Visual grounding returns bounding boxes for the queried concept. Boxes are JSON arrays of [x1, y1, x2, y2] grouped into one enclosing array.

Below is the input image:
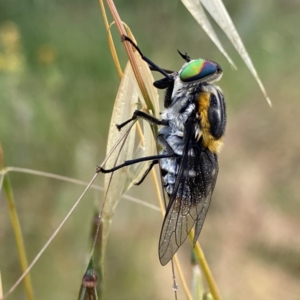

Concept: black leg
[[134, 159, 159, 185], [97, 153, 174, 174], [157, 134, 174, 154], [115, 115, 137, 131], [98, 134, 175, 185], [121, 35, 173, 81], [116, 110, 167, 131], [149, 65, 174, 74]]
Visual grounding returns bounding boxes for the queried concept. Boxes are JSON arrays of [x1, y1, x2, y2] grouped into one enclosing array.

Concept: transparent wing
[[158, 136, 219, 266]]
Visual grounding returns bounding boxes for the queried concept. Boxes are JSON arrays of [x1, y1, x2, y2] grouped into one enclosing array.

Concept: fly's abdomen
[[207, 87, 226, 139], [197, 84, 226, 153], [159, 136, 182, 196], [161, 163, 177, 195]]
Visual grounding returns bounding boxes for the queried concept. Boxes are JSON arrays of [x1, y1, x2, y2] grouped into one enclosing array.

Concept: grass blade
[[1, 176, 34, 299], [189, 229, 221, 300], [181, 0, 236, 69], [0, 144, 34, 299], [201, 0, 271, 106]]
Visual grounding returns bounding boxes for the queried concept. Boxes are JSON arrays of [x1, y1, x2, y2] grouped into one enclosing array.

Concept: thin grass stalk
[[173, 256, 193, 300], [104, 0, 155, 115], [189, 230, 221, 300], [105, 27, 148, 149], [0, 145, 34, 300], [0, 272, 2, 299], [1, 167, 160, 211], [1, 172, 99, 299], [191, 263, 204, 300], [0, 166, 163, 299], [0, 146, 34, 300], [99, 0, 122, 79], [100, 0, 151, 173]]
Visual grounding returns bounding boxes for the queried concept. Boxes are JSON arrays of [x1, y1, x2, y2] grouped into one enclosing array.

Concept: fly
[[99, 35, 226, 266]]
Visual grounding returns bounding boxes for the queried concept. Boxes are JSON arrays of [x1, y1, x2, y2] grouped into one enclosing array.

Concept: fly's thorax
[[160, 83, 199, 136], [170, 73, 195, 102]]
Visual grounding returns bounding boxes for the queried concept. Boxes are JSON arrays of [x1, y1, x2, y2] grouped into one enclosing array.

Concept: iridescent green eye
[[179, 59, 219, 82]]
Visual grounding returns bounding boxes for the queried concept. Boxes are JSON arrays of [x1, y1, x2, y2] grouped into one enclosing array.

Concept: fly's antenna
[[122, 35, 173, 81], [177, 50, 191, 62]]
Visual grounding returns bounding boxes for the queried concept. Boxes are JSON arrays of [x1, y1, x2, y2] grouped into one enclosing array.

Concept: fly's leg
[[116, 110, 168, 131], [133, 159, 159, 185], [98, 134, 175, 182], [149, 65, 174, 74], [97, 153, 173, 174], [132, 133, 176, 185], [122, 35, 173, 81]]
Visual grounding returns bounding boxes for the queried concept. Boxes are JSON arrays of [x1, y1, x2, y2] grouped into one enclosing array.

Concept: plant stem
[[2, 175, 34, 300], [189, 231, 221, 300]]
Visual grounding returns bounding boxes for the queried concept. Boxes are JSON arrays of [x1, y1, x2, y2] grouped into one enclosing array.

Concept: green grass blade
[[0, 144, 34, 299], [2, 176, 34, 299]]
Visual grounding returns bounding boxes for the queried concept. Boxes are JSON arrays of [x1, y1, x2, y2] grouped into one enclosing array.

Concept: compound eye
[[179, 59, 219, 82]]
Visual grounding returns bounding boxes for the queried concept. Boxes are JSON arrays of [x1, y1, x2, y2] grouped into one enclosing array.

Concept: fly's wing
[[159, 140, 219, 266], [193, 151, 219, 245]]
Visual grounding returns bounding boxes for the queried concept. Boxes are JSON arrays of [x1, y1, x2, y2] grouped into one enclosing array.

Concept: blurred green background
[[1, 0, 300, 299]]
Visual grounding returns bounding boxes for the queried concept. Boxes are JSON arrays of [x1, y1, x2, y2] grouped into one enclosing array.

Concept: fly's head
[[171, 58, 223, 108], [179, 58, 223, 84], [152, 53, 222, 109]]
